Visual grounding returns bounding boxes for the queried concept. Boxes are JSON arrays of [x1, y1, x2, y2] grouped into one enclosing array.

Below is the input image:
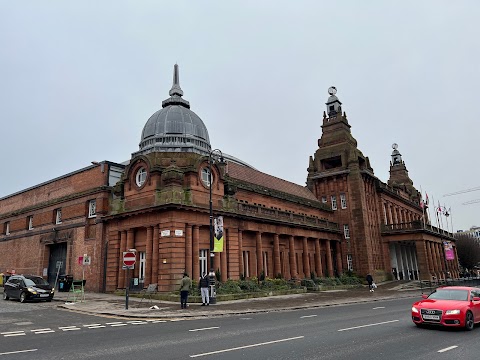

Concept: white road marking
[[85, 325, 106, 329], [4, 333, 26, 337], [33, 330, 55, 334], [189, 327, 220, 332], [372, 307, 385, 310], [59, 326, 79, 329], [127, 320, 148, 324], [1, 331, 25, 335], [60, 327, 80, 331], [438, 345, 458, 353], [239, 318, 252, 320], [31, 328, 52, 332], [83, 324, 102, 327], [189, 336, 304, 358], [14, 322, 33, 326], [0, 349, 37, 356], [147, 320, 166, 323], [106, 322, 124, 325], [338, 320, 399, 332], [300, 315, 317, 319], [110, 324, 128, 327]]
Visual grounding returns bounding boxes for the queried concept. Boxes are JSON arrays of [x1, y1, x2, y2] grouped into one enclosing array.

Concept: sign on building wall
[[175, 230, 183, 236], [213, 216, 224, 252], [161, 230, 171, 237]]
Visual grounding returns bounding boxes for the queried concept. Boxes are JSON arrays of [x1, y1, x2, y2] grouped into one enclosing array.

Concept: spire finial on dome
[[169, 63, 184, 97]]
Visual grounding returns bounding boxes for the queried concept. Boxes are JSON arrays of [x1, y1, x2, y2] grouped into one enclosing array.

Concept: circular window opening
[[136, 167, 147, 187], [201, 167, 212, 188]]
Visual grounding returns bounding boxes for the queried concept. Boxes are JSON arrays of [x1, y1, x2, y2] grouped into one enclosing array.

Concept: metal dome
[[135, 64, 211, 156]]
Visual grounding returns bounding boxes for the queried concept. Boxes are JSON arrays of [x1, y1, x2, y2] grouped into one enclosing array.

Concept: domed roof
[[135, 64, 211, 156]]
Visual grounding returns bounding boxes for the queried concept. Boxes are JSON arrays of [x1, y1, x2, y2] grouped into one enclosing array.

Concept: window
[[340, 193, 347, 209], [321, 196, 327, 204], [201, 168, 211, 187], [262, 251, 268, 277], [331, 195, 337, 210], [4, 222, 10, 235], [343, 224, 350, 239], [135, 167, 147, 187], [28, 216, 34, 230], [55, 209, 62, 225], [243, 250, 250, 278], [139, 252, 146, 283], [199, 250, 208, 277], [347, 254, 353, 271], [88, 200, 96, 218]]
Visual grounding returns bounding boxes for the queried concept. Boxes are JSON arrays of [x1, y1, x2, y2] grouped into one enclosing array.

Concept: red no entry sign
[[123, 251, 136, 267]]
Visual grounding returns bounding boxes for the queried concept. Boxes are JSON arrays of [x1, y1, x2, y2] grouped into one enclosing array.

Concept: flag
[[420, 200, 425, 209], [425, 193, 429, 206], [213, 216, 224, 252], [444, 207, 451, 217]]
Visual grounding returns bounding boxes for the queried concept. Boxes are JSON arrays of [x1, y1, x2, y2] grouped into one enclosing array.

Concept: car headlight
[[445, 310, 461, 315], [27, 287, 37, 294], [412, 306, 419, 313]]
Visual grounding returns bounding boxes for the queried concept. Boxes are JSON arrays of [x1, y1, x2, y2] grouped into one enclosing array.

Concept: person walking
[[366, 273, 374, 292], [179, 272, 192, 309], [199, 273, 210, 306]]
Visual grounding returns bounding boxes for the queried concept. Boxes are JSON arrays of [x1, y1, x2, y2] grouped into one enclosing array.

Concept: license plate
[[422, 314, 439, 320], [40, 294, 49, 298]]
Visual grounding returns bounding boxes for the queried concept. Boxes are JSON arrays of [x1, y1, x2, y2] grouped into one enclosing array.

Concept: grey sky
[[1, 1, 478, 231]]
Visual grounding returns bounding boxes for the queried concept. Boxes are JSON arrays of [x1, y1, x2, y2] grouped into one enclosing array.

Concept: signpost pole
[[126, 268, 130, 310]]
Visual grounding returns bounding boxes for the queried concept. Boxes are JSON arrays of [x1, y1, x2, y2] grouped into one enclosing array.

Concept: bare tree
[[454, 233, 480, 271]]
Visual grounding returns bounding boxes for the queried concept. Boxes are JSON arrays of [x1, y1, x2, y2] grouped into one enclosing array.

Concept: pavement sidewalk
[[51, 281, 423, 319]]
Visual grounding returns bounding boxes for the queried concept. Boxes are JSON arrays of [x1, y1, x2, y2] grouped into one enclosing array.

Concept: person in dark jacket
[[366, 273, 374, 292], [198, 273, 210, 306], [179, 272, 192, 309]]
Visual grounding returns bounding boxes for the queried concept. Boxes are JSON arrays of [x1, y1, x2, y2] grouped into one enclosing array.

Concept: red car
[[411, 286, 480, 330]]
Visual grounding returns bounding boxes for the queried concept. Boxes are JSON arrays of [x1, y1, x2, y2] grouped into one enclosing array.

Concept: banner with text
[[213, 216, 224, 252]]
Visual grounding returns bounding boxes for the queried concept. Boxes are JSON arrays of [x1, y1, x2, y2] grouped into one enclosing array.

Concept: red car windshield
[[428, 289, 469, 301]]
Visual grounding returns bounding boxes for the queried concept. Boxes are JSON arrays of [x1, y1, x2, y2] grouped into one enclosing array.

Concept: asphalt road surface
[[1, 297, 480, 359]]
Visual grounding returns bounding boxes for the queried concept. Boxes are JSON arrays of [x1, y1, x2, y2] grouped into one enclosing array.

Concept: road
[[1, 297, 480, 359]]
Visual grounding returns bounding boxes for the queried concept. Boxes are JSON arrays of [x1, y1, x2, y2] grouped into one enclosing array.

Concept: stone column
[[192, 226, 199, 280], [273, 233, 281, 278], [221, 229, 228, 282], [256, 231, 263, 278], [335, 241, 343, 275], [118, 230, 127, 289], [238, 230, 244, 277], [152, 225, 159, 285], [315, 239, 323, 277], [289, 235, 297, 279], [302, 237, 310, 278], [185, 225, 193, 278], [325, 240, 334, 277], [145, 226, 153, 286]]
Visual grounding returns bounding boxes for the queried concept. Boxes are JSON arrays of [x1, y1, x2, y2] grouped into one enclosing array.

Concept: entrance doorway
[[47, 243, 67, 285]]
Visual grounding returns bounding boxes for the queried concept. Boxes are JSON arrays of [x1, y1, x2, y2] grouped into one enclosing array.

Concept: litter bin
[[58, 275, 73, 292], [0, 273, 3, 287]]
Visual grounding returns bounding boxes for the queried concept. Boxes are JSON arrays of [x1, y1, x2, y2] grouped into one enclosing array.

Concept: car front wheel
[[465, 311, 474, 331], [3, 292, 9, 300], [19, 292, 27, 303]]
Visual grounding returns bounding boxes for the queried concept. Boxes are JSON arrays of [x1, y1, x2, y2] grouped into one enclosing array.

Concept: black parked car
[[3, 275, 54, 302]]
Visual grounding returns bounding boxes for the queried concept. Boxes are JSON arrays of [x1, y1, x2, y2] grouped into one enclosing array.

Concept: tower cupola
[[391, 143, 403, 165], [326, 86, 342, 116]]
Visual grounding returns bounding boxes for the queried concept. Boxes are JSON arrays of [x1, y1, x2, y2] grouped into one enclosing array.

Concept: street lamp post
[[207, 149, 224, 305]]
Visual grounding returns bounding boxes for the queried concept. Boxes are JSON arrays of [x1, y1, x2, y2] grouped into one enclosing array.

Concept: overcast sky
[[1, 1, 478, 232]]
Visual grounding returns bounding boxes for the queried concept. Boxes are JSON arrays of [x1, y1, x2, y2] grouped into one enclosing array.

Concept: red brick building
[[0, 67, 459, 292]]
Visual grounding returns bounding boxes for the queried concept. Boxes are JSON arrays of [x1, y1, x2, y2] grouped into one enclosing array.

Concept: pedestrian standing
[[366, 273, 374, 292], [179, 272, 192, 309], [199, 273, 210, 306]]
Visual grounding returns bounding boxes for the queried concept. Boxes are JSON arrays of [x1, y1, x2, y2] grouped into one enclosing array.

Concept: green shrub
[[238, 279, 260, 292], [216, 279, 242, 294], [301, 279, 316, 288]]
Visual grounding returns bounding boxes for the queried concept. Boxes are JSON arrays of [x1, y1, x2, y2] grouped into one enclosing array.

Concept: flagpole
[[431, 195, 439, 229], [426, 192, 432, 228]]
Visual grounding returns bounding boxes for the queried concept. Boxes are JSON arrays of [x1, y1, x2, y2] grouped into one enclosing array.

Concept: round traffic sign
[[123, 251, 136, 267]]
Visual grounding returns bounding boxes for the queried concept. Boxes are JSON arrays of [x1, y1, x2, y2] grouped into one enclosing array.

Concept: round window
[[201, 167, 212, 188], [135, 167, 147, 187]]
